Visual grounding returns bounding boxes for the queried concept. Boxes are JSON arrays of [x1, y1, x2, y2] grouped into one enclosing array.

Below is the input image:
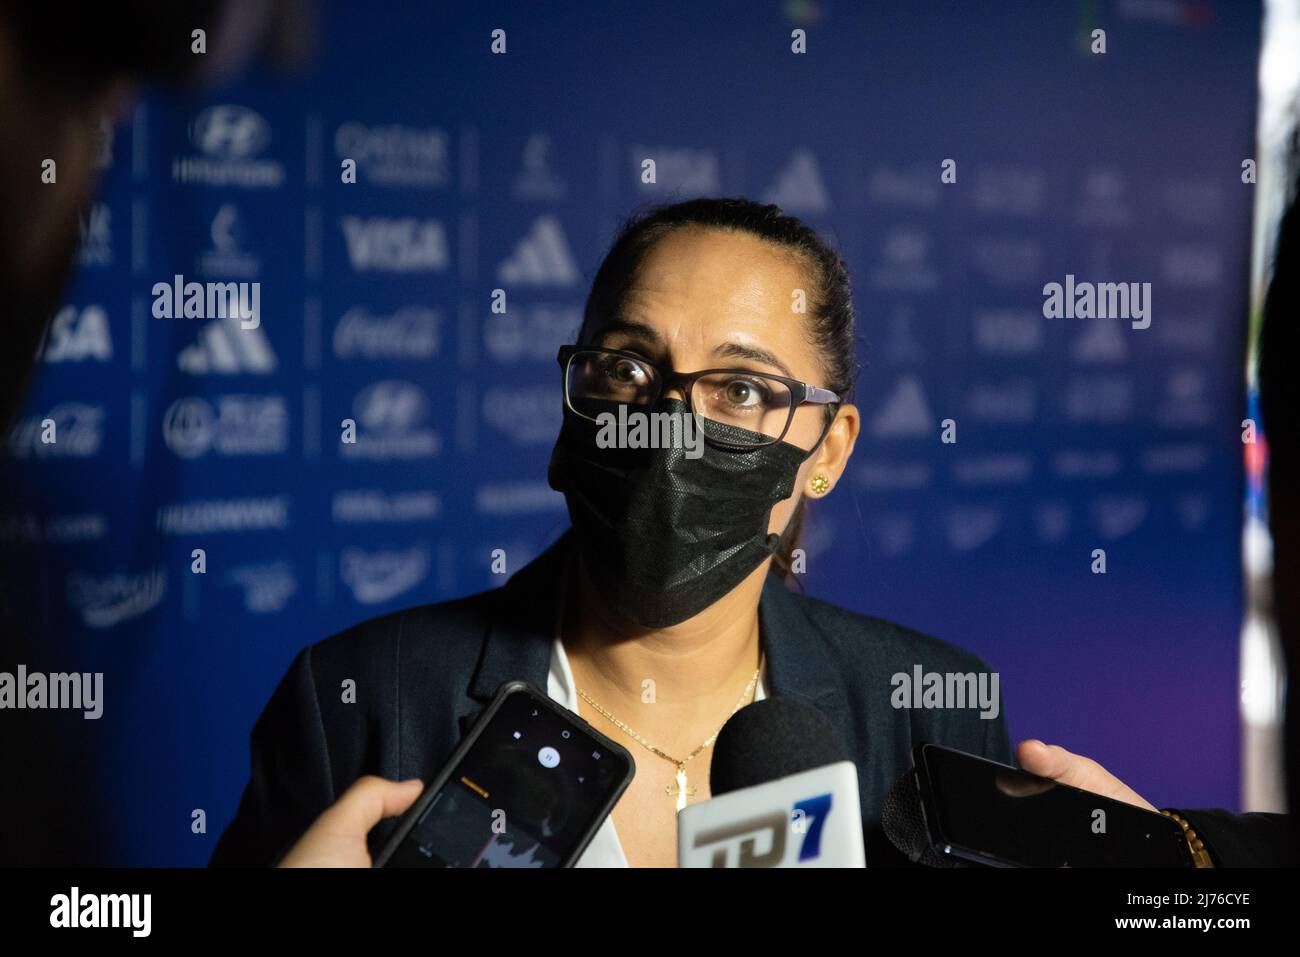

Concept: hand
[[1016, 739, 1156, 812], [278, 775, 424, 868]]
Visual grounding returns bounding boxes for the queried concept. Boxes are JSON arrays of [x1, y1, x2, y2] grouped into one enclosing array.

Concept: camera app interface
[[387, 691, 626, 867]]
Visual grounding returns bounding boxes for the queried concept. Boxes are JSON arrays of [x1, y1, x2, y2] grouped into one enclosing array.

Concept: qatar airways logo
[[334, 122, 449, 186]]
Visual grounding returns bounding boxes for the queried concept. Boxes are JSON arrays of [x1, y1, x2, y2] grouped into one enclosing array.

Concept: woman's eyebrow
[[595, 318, 663, 346], [714, 341, 793, 379]]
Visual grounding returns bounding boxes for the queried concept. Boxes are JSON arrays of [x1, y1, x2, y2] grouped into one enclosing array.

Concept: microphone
[[881, 768, 960, 868], [676, 698, 866, 867]]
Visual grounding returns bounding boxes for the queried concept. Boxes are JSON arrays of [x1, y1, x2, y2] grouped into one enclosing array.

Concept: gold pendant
[[665, 765, 696, 812]]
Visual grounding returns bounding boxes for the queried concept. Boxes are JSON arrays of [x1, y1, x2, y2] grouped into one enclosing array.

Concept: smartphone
[[374, 681, 634, 868], [913, 742, 1193, 867]]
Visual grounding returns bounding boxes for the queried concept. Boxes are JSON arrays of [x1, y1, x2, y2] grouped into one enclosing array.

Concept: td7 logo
[[691, 794, 833, 868]]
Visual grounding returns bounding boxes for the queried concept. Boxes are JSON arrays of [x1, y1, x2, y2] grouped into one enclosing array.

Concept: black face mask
[[547, 397, 813, 628]]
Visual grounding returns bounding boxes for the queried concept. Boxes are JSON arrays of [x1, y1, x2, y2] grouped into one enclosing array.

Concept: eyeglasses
[[557, 344, 841, 450]]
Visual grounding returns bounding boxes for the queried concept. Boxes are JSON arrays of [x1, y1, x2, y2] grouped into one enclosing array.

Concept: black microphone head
[[709, 697, 848, 796], [882, 768, 959, 868]]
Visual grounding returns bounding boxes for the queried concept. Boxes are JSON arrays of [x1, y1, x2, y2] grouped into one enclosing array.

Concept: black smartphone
[[374, 681, 634, 868], [914, 742, 1194, 867]]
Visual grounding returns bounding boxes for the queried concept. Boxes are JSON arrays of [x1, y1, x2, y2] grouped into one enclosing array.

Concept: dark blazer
[[1170, 808, 1296, 868], [210, 529, 1013, 866]]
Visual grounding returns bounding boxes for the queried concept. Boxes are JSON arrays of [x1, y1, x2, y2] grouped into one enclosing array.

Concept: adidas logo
[[178, 317, 277, 374], [496, 214, 578, 286], [762, 149, 829, 214], [870, 376, 933, 438]]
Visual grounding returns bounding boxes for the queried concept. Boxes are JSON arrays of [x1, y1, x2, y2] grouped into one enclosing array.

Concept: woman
[[212, 198, 1165, 869]]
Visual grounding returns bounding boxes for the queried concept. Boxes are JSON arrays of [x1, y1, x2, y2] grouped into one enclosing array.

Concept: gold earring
[[810, 474, 830, 495]]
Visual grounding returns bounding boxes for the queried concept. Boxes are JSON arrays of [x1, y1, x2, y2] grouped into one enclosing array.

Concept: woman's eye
[[609, 359, 647, 384], [722, 378, 768, 408]]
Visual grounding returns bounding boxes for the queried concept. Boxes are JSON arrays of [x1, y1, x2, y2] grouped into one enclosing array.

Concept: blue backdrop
[[0, 0, 1259, 865]]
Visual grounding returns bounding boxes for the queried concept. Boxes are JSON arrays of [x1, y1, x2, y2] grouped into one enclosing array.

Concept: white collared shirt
[[545, 635, 768, 867]]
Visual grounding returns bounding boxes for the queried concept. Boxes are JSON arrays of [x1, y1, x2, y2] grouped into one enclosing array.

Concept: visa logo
[[690, 794, 832, 868]]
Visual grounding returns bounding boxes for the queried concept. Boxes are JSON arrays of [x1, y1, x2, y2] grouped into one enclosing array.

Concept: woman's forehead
[[599, 228, 819, 374], [630, 227, 808, 302]]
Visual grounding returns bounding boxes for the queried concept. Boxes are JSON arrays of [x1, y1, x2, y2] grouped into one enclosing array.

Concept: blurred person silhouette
[[0, 0, 319, 865], [1256, 167, 1300, 863]]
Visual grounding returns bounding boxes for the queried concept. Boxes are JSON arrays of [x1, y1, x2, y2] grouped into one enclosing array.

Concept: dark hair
[[579, 197, 858, 583]]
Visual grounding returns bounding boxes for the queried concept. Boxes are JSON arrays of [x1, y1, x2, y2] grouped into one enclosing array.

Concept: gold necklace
[[577, 658, 763, 812]]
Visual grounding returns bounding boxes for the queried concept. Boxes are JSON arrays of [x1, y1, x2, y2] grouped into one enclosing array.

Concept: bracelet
[[1160, 810, 1215, 868]]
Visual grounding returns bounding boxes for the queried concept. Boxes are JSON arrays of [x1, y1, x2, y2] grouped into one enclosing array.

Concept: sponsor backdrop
[[0, 2, 1260, 864]]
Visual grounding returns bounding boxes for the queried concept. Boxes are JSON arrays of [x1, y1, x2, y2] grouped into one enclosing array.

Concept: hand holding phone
[[910, 742, 1193, 867], [279, 776, 424, 867], [375, 681, 635, 868]]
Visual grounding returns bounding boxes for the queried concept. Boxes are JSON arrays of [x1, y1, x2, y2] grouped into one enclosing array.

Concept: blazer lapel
[[457, 549, 861, 783], [759, 575, 889, 854], [759, 574, 857, 758], [459, 532, 573, 736]]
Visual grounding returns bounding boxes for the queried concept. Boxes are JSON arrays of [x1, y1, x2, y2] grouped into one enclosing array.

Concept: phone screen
[[383, 686, 632, 867], [919, 744, 1192, 867]]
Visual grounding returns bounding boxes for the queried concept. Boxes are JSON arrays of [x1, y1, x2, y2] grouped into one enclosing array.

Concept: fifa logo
[[691, 794, 832, 867]]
